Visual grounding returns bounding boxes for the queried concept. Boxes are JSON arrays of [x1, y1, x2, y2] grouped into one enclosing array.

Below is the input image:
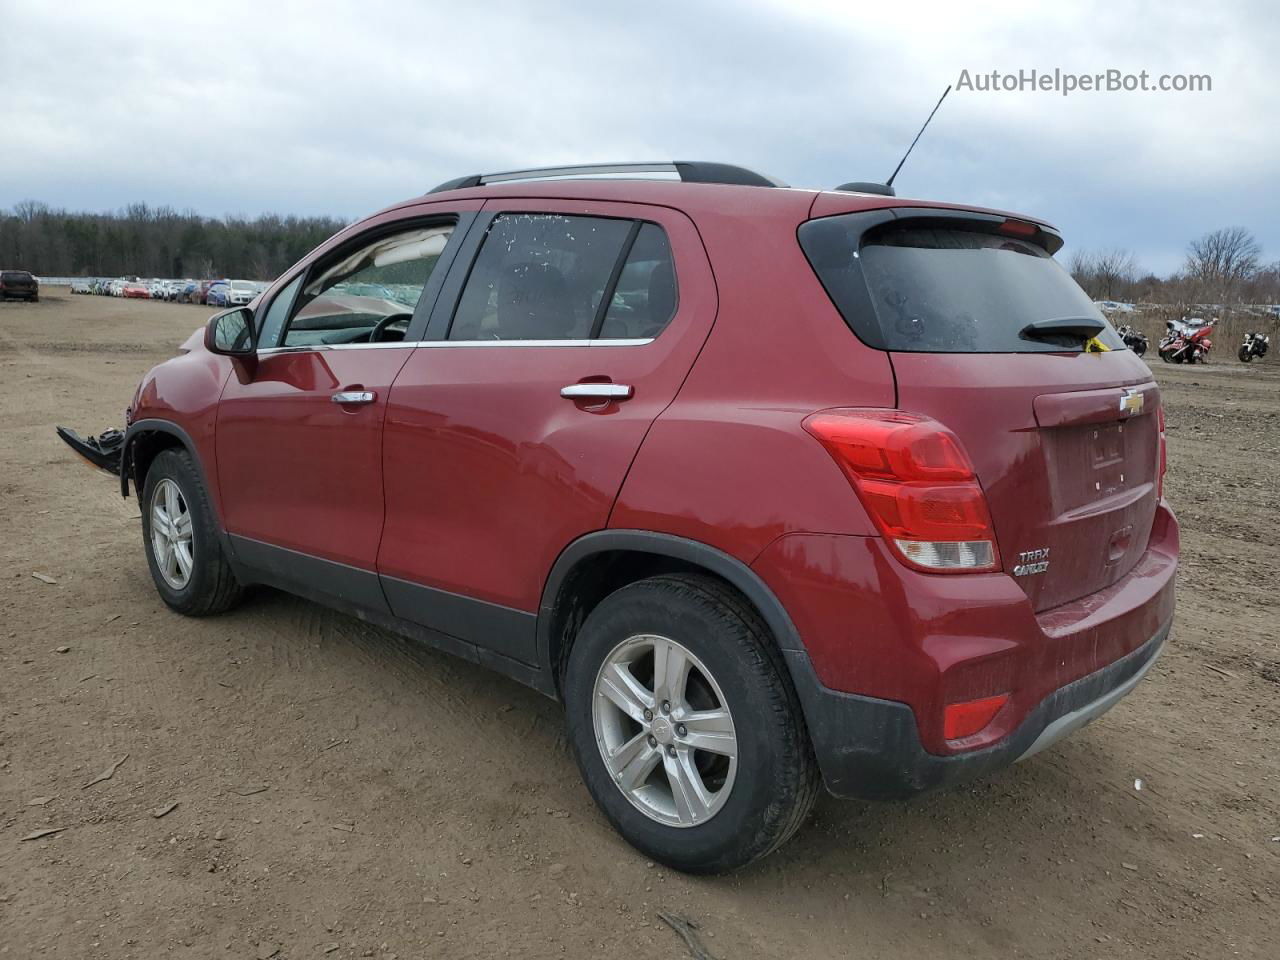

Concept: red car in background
[[121, 282, 150, 299], [58, 161, 1177, 874]]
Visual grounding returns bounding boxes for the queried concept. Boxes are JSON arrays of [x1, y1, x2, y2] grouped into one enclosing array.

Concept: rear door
[[377, 200, 717, 664], [800, 210, 1160, 612]]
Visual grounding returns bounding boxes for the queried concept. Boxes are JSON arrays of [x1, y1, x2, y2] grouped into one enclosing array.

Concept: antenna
[[885, 85, 951, 189]]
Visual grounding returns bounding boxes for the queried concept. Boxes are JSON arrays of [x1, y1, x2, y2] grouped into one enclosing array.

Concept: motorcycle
[[1116, 323, 1148, 356], [1159, 316, 1216, 363], [1238, 331, 1270, 363]]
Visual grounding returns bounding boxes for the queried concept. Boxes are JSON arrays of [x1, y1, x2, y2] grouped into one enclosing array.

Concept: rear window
[[799, 218, 1122, 353], [2, 271, 33, 281]]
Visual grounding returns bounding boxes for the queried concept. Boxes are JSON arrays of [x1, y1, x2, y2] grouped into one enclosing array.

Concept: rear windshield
[[799, 219, 1122, 353], [2, 271, 33, 281]]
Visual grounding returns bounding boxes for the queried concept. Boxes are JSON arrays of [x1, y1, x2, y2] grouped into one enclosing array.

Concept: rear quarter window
[[799, 217, 1122, 353]]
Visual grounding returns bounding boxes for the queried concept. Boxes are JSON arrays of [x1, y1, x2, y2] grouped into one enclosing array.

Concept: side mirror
[[205, 308, 255, 356]]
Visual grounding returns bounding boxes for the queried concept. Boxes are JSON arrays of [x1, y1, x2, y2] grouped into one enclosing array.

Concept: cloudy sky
[[2, 0, 1276, 274]]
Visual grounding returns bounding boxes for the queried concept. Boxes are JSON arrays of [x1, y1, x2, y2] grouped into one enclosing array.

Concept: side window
[[448, 214, 632, 341], [598, 223, 678, 339], [280, 222, 453, 348], [256, 274, 302, 348]]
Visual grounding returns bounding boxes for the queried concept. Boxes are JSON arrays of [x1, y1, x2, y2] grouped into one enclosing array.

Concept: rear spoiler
[[806, 204, 1064, 255]]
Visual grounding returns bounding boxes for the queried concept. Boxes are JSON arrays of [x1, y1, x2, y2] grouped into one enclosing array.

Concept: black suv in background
[[0, 270, 39, 301]]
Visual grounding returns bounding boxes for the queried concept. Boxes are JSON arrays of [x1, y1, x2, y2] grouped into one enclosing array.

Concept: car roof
[[374, 177, 1058, 234]]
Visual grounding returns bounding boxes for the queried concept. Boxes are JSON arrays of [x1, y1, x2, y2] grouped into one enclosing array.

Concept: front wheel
[[563, 574, 819, 874], [1239, 346, 1253, 362], [141, 448, 243, 616]]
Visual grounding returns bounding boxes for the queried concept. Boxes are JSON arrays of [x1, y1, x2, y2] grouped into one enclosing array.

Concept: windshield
[[231, 280, 254, 291], [800, 218, 1123, 353]]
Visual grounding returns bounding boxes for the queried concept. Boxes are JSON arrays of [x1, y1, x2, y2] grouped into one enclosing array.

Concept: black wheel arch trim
[[120, 420, 221, 527], [538, 529, 810, 686]]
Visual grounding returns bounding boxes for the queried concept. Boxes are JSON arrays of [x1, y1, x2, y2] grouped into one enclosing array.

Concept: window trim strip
[[255, 337, 655, 356]]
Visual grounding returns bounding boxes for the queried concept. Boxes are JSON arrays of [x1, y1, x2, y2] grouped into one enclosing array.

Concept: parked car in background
[[148, 280, 167, 299], [121, 282, 150, 299], [70, 279, 94, 294], [0, 270, 40, 301], [58, 160, 1178, 874], [226, 279, 260, 306], [206, 281, 232, 307]]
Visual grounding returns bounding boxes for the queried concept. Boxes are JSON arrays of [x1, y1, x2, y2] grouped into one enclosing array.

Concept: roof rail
[[427, 161, 786, 194]]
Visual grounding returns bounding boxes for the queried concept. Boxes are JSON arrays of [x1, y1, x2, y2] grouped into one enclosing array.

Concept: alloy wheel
[[150, 478, 194, 589], [592, 634, 738, 828]]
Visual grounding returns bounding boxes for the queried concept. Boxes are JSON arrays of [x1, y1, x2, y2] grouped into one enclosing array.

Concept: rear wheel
[[141, 448, 243, 616], [563, 574, 819, 874]]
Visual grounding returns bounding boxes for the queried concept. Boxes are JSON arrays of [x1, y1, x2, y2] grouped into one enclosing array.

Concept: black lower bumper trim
[[55, 426, 124, 475], [788, 621, 1171, 800]]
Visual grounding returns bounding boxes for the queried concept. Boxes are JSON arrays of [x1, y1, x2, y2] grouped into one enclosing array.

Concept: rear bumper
[[753, 502, 1178, 799], [786, 619, 1167, 799]]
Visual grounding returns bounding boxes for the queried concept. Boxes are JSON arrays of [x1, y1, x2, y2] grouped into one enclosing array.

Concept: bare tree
[[1091, 248, 1138, 300], [1066, 248, 1138, 301], [1067, 250, 1095, 293], [1184, 227, 1261, 304]]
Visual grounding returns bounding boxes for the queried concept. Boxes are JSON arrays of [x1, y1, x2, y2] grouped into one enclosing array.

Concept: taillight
[[1156, 405, 1167, 500], [803, 409, 1001, 573]]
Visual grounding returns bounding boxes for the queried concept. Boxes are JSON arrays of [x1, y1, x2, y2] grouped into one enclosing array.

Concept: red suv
[[61, 162, 1177, 874]]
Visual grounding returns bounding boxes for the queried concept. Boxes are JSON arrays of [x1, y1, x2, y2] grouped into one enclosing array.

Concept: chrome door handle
[[560, 383, 633, 401], [331, 390, 376, 405]]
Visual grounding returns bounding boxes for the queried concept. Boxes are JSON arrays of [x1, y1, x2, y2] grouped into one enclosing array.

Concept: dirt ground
[[1, 292, 1276, 960]]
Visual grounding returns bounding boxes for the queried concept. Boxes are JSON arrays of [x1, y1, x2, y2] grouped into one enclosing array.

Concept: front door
[[377, 201, 718, 664], [215, 213, 467, 596]]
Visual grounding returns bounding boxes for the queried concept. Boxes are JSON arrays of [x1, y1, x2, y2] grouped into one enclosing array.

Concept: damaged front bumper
[[55, 426, 125, 475]]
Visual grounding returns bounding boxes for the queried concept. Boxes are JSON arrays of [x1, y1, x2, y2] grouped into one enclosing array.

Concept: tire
[[1239, 346, 1252, 362], [563, 574, 820, 874], [140, 448, 243, 616]]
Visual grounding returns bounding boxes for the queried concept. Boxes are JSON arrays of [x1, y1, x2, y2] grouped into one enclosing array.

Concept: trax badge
[[1120, 389, 1144, 416], [1013, 548, 1051, 577]]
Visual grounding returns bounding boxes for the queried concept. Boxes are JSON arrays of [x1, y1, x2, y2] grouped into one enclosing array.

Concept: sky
[[1, 0, 1276, 276]]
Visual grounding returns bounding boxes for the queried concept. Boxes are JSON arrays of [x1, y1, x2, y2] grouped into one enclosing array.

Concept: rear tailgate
[[799, 208, 1162, 611], [1, 271, 37, 292], [892, 352, 1159, 611]]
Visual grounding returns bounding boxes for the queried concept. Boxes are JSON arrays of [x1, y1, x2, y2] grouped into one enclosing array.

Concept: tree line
[[1069, 226, 1280, 309], [0, 201, 348, 281]]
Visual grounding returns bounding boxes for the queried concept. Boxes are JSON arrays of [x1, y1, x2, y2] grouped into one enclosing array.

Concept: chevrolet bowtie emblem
[[1119, 389, 1144, 416]]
